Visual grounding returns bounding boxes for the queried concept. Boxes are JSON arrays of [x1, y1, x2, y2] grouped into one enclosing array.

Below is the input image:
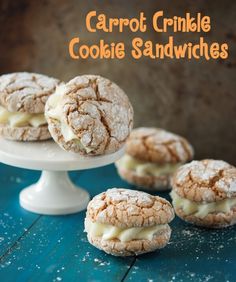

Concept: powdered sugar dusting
[[127, 127, 194, 164], [174, 159, 236, 202], [0, 72, 60, 113], [229, 181, 236, 192], [46, 75, 133, 155]]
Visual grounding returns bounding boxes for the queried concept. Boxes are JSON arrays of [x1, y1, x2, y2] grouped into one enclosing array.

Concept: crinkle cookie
[[45, 75, 133, 156], [84, 188, 174, 256], [115, 127, 194, 191], [0, 72, 60, 141], [170, 159, 236, 228]]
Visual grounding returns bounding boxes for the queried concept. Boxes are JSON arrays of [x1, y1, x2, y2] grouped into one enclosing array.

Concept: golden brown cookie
[[45, 75, 133, 156], [84, 188, 174, 256], [171, 159, 236, 228], [0, 72, 60, 141], [115, 127, 194, 191]]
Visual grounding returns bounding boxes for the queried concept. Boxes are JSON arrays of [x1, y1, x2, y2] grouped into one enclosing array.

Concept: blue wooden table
[[0, 163, 235, 282]]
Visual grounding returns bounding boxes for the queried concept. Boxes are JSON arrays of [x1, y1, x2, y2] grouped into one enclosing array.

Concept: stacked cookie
[[0, 73, 133, 157], [170, 159, 236, 228], [0, 72, 60, 141], [116, 127, 194, 191], [84, 188, 174, 256], [45, 75, 133, 156]]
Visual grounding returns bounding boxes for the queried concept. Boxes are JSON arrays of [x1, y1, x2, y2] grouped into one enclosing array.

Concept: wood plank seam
[[121, 257, 136, 281], [0, 215, 42, 262], [0, 171, 82, 262]]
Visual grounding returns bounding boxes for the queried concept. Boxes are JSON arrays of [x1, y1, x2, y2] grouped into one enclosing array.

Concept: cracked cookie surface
[[0, 72, 60, 113], [85, 188, 174, 256], [126, 127, 194, 164], [45, 75, 133, 155], [115, 127, 193, 191], [172, 159, 236, 203], [86, 188, 174, 228]]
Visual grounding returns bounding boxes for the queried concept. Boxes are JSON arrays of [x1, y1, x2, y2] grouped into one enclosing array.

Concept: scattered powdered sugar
[[129, 127, 193, 163], [162, 223, 235, 281], [9, 176, 22, 184], [49, 75, 133, 155], [181, 229, 195, 237], [0, 72, 60, 113], [176, 160, 230, 184], [174, 142, 187, 161], [81, 251, 90, 262], [169, 272, 215, 282], [175, 159, 236, 202], [155, 129, 179, 143], [216, 179, 236, 196], [0, 187, 234, 281], [202, 189, 214, 201], [94, 258, 110, 266], [175, 166, 190, 183], [106, 188, 153, 206], [229, 181, 236, 192], [207, 160, 229, 171]]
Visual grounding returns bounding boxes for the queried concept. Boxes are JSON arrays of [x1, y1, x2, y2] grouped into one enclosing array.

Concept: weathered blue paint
[[0, 163, 235, 282]]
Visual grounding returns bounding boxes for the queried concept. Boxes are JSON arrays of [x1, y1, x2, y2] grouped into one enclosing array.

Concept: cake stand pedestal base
[[0, 138, 124, 215], [19, 171, 90, 215]]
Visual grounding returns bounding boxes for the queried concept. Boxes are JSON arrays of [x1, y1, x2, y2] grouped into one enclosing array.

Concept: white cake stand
[[0, 138, 124, 215]]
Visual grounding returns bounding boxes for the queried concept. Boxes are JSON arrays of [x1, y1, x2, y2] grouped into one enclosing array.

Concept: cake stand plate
[[0, 138, 125, 215]]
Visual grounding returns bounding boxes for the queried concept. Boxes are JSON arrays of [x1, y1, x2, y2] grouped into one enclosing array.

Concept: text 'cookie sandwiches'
[[84, 188, 174, 256], [0, 72, 60, 141], [115, 127, 194, 191], [171, 159, 236, 228], [45, 75, 133, 156]]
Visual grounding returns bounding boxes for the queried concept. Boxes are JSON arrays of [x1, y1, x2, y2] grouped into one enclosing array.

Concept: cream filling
[[116, 154, 181, 177], [170, 190, 236, 218], [46, 86, 92, 153], [0, 105, 46, 128], [85, 219, 167, 242]]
